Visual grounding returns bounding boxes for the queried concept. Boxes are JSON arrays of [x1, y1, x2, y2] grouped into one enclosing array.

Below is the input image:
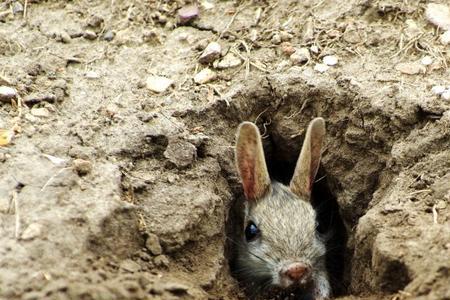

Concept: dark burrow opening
[[226, 122, 348, 299]]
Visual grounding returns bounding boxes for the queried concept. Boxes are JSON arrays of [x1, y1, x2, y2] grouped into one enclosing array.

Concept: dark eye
[[245, 221, 260, 242]]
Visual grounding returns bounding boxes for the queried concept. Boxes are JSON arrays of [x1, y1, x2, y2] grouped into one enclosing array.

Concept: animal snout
[[284, 263, 310, 281]]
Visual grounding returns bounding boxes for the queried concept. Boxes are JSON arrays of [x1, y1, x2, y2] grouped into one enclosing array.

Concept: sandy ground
[[0, 0, 449, 299]]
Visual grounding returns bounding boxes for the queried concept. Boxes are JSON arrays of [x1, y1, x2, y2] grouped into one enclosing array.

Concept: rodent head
[[234, 118, 326, 292]]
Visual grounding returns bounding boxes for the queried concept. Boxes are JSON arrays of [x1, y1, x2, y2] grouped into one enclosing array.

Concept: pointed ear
[[235, 122, 271, 202], [290, 118, 326, 200]]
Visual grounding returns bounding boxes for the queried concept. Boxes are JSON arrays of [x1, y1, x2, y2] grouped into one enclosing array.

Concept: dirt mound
[[0, 0, 449, 299]]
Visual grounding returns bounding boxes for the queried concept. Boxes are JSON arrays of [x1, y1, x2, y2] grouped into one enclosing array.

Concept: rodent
[[234, 117, 330, 300]]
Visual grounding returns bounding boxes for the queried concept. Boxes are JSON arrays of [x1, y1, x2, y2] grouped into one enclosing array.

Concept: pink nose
[[284, 263, 309, 281]]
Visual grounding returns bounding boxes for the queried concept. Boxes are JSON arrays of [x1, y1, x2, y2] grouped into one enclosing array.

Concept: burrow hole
[[226, 121, 349, 299]]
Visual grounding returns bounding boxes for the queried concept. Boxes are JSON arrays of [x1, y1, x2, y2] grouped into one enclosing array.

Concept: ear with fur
[[290, 117, 326, 200], [235, 122, 271, 202]]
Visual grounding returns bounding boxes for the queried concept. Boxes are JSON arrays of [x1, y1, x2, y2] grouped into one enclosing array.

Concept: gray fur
[[236, 183, 330, 298], [234, 118, 330, 299]]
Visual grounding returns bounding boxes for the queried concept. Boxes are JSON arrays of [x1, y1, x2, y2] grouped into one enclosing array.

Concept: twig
[[230, 48, 267, 73], [211, 86, 230, 106], [13, 191, 20, 239], [254, 108, 268, 124], [158, 112, 185, 132], [408, 189, 432, 196], [432, 204, 438, 224], [315, 175, 327, 183], [41, 167, 72, 191], [285, 98, 309, 119], [23, 0, 28, 19], [390, 33, 424, 59], [217, 6, 241, 41], [261, 118, 272, 139]]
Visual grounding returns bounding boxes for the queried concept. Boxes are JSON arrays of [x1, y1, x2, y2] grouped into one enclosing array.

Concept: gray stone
[[83, 30, 97, 40], [0, 86, 17, 102], [199, 42, 221, 64], [103, 30, 115, 41], [215, 53, 241, 69], [163, 139, 197, 168], [178, 5, 199, 24], [12, 2, 24, 14], [72, 158, 92, 176], [146, 233, 162, 256], [154, 255, 169, 268], [120, 259, 141, 273]]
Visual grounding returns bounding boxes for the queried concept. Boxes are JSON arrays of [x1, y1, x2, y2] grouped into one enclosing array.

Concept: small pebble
[[314, 63, 330, 73], [24, 93, 57, 105], [12, 2, 24, 14], [0, 86, 18, 102], [120, 259, 141, 273], [194, 68, 217, 84], [395, 62, 426, 75], [323, 55, 338, 66], [275, 60, 290, 72], [280, 31, 293, 42], [163, 139, 197, 168], [201, 0, 215, 10], [194, 39, 209, 51], [249, 29, 259, 42], [85, 71, 100, 79], [421, 56, 433, 66], [343, 27, 362, 44], [431, 85, 446, 95], [440, 30, 450, 45], [24, 113, 37, 123], [0, 75, 12, 86], [441, 90, 450, 101], [199, 41, 221, 64], [178, 5, 199, 25], [177, 32, 189, 42], [163, 282, 188, 294], [436, 200, 447, 209], [31, 107, 50, 118], [0, 129, 13, 146], [72, 158, 92, 176], [154, 255, 169, 268], [291, 48, 310, 65], [146, 75, 174, 93], [310, 45, 319, 54], [186, 133, 210, 147], [165, 21, 175, 30], [103, 30, 115, 41], [167, 174, 179, 184], [83, 30, 97, 40], [143, 30, 160, 44], [146, 233, 162, 256], [327, 29, 341, 38], [60, 31, 71, 43], [157, 14, 168, 25], [214, 53, 241, 69], [21, 223, 43, 240], [271, 33, 282, 45], [425, 3, 450, 31], [280, 42, 296, 56], [86, 15, 104, 28], [404, 19, 421, 38], [151, 12, 165, 24]]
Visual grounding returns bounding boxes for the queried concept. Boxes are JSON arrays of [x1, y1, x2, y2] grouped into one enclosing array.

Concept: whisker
[[226, 235, 271, 264]]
